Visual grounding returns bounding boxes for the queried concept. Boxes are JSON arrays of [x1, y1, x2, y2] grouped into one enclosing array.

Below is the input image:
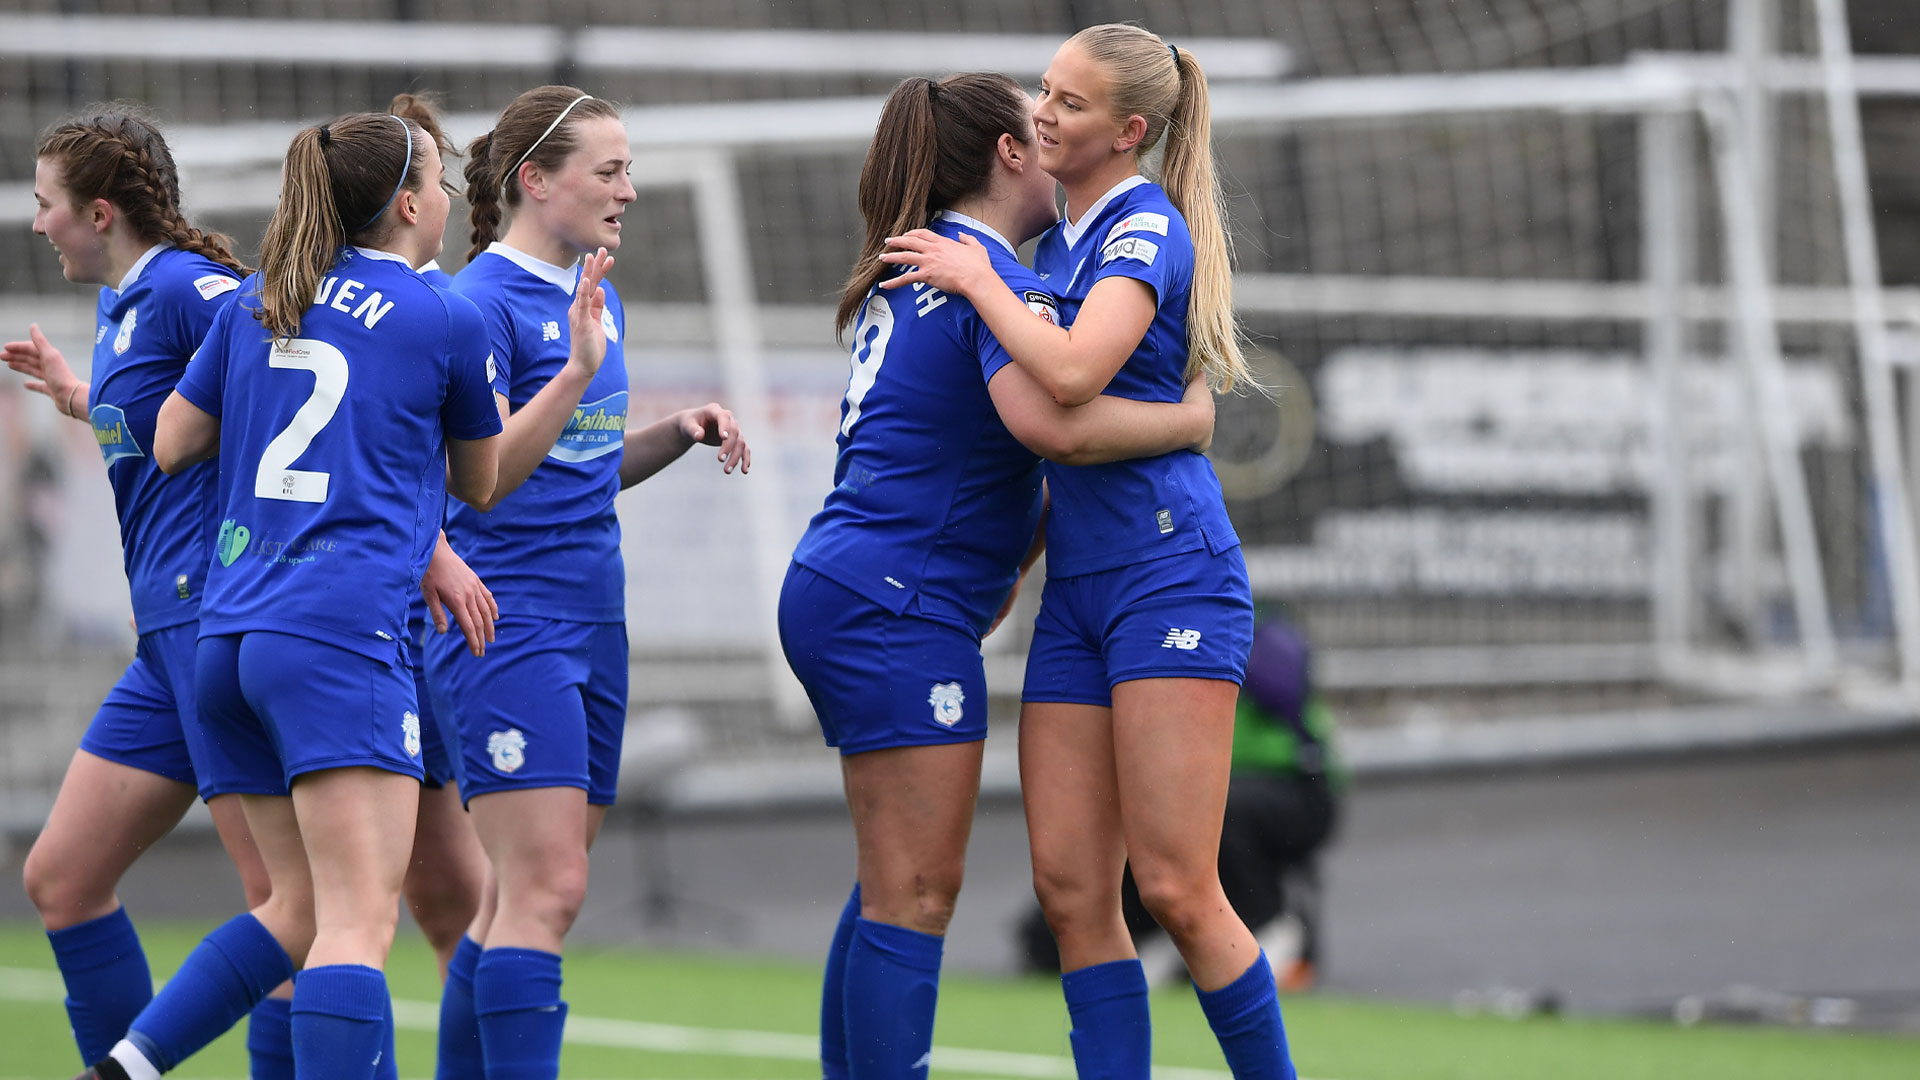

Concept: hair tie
[[318, 124, 332, 147], [503, 93, 594, 197], [353, 114, 413, 233], [1169, 43, 1180, 66], [926, 77, 940, 101]]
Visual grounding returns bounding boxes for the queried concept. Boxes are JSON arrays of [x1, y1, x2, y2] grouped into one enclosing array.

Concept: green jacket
[[1231, 694, 1348, 790]]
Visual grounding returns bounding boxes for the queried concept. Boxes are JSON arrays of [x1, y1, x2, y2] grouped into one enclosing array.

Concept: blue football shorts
[[778, 561, 989, 755], [79, 622, 219, 796], [1022, 544, 1255, 707], [408, 610, 456, 789], [194, 631, 421, 792], [424, 615, 627, 806]]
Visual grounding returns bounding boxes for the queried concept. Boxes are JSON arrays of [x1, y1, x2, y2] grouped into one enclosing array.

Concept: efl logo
[[1161, 628, 1202, 651]]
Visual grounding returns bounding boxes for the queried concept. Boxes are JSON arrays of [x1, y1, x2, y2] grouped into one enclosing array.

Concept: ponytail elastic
[[354, 114, 414, 233], [502, 93, 593, 197]]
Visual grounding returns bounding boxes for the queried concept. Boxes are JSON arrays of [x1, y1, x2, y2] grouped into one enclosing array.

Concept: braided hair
[[36, 105, 249, 276]]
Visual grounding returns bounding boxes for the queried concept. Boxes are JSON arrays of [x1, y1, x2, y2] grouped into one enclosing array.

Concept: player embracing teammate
[[881, 23, 1299, 1079]]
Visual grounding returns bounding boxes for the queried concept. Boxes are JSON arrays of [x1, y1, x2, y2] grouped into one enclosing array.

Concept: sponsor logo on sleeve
[[89, 403, 146, 466], [549, 390, 628, 463], [1100, 236, 1159, 268], [193, 273, 240, 301], [600, 306, 620, 344], [485, 353, 499, 385], [1104, 211, 1170, 246], [1022, 289, 1060, 326]]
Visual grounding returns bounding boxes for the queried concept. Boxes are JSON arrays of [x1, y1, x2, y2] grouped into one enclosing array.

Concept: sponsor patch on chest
[[1104, 212, 1170, 246]]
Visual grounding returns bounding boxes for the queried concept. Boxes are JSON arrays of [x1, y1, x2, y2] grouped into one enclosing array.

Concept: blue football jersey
[[418, 259, 455, 290], [791, 212, 1047, 637], [444, 243, 628, 624], [176, 246, 503, 663], [408, 259, 462, 633], [1030, 177, 1240, 577], [88, 246, 240, 633]]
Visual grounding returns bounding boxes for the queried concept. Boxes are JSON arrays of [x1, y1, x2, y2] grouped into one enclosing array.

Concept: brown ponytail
[[464, 85, 620, 260], [36, 106, 248, 276], [1070, 25, 1256, 394], [837, 72, 1032, 339], [255, 112, 424, 340]]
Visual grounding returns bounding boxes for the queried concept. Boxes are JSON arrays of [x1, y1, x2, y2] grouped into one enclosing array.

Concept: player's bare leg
[[404, 781, 487, 978], [1020, 702, 1133, 971], [1112, 676, 1257, 991], [842, 741, 983, 935]]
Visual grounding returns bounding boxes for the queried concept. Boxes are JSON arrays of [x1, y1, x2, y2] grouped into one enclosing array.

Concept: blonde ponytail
[[1071, 25, 1258, 393]]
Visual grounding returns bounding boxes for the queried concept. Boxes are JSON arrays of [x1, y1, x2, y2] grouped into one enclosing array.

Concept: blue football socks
[[435, 936, 485, 1079], [1195, 952, 1296, 1080], [245, 995, 295, 1080], [291, 964, 390, 1080], [819, 885, 860, 1080], [375, 989, 399, 1080], [473, 947, 567, 1080], [116, 913, 293, 1072], [46, 906, 153, 1065], [843, 917, 943, 1078], [1062, 958, 1152, 1080]]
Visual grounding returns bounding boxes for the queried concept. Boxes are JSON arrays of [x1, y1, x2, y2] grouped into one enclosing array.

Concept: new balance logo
[[1162, 628, 1202, 650], [541, 320, 561, 342]]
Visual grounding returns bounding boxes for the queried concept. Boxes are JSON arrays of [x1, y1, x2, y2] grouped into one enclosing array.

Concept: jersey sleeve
[[974, 254, 1060, 386], [173, 295, 239, 418], [442, 295, 507, 441], [466, 289, 516, 398], [1086, 207, 1181, 302]]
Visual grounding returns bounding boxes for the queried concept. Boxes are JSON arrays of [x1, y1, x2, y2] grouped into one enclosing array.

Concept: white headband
[[502, 93, 594, 197]]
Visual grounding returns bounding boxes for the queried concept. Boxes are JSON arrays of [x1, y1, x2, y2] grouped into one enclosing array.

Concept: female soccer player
[[429, 84, 748, 1080], [785, 72, 1215, 1078], [882, 26, 1298, 1078], [78, 106, 508, 1080], [2, 107, 296, 1073], [382, 92, 494, 986]]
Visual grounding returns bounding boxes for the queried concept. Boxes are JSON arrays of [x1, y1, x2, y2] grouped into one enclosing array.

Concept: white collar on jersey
[[485, 241, 579, 293], [1060, 174, 1150, 248], [350, 245, 414, 266], [933, 210, 1016, 257], [113, 244, 166, 295], [418, 258, 442, 274]]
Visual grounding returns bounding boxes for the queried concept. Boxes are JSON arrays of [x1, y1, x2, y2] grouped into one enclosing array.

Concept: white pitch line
[[3, 965, 1297, 1080]]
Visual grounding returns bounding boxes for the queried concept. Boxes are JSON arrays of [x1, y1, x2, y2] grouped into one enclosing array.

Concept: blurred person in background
[[430, 84, 749, 1080], [79, 101, 503, 1080], [3, 107, 292, 1075], [1018, 615, 1345, 993], [882, 24, 1297, 1077], [782, 72, 1215, 1078]]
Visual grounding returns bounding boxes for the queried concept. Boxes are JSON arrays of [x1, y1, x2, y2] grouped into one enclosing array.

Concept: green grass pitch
[[1, 923, 1914, 1079]]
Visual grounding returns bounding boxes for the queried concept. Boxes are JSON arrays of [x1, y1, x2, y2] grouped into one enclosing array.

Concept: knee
[[501, 852, 589, 936], [255, 891, 317, 968], [865, 863, 964, 936], [406, 876, 481, 952], [1130, 861, 1225, 942], [1031, 863, 1115, 943], [22, 839, 105, 925]]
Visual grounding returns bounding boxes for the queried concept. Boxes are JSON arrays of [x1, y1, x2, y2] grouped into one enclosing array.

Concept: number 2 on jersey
[[840, 294, 896, 437], [255, 337, 348, 503]]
